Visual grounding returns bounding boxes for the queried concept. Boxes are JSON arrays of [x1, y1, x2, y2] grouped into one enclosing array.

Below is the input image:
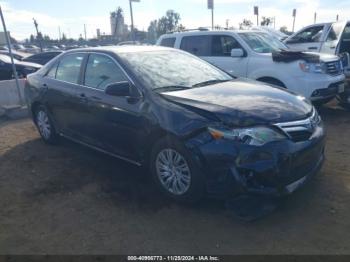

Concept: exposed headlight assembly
[[299, 61, 326, 74], [208, 126, 286, 146]]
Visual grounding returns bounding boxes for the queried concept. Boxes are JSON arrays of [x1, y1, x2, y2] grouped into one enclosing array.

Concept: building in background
[[110, 7, 127, 37]]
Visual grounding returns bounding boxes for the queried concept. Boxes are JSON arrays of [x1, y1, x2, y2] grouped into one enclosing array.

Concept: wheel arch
[[256, 76, 286, 88]]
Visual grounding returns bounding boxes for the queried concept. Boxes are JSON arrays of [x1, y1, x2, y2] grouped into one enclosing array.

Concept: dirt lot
[[0, 103, 350, 255]]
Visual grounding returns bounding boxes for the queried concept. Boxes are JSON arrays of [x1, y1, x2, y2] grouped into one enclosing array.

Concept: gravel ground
[[0, 103, 349, 255]]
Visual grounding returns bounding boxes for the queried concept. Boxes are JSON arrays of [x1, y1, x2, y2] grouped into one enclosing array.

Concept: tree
[[111, 7, 125, 37], [147, 10, 181, 42], [29, 34, 35, 43], [280, 26, 291, 35], [239, 19, 253, 29], [61, 33, 67, 42], [147, 20, 158, 44], [261, 16, 273, 26]]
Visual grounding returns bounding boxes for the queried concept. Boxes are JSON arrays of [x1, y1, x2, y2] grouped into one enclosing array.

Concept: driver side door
[[73, 53, 144, 161]]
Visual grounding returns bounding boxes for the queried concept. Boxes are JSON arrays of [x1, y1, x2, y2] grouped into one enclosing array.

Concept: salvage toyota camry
[[25, 46, 325, 202]]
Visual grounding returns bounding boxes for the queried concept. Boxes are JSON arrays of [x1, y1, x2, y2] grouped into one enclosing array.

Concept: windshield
[[118, 50, 232, 91], [239, 32, 288, 53]]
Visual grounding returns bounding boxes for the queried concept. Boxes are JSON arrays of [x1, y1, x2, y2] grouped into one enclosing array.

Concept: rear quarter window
[[160, 37, 176, 47]]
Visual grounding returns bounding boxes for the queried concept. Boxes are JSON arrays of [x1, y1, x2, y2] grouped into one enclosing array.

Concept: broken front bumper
[[188, 126, 326, 198]]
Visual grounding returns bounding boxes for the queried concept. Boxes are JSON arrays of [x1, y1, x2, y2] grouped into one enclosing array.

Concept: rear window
[[180, 35, 211, 56], [160, 37, 176, 48]]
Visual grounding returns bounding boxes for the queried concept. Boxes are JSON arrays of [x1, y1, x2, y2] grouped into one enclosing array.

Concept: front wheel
[[150, 137, 205, 202], [34, 105, 59, 144], [337, 92, 350, 110]]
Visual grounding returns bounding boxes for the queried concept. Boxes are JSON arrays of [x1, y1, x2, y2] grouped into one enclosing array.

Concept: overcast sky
[[0, 0, 349, 40]]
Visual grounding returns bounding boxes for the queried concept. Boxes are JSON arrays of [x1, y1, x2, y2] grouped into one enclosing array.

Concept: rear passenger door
[[43, 53, 85, 137]]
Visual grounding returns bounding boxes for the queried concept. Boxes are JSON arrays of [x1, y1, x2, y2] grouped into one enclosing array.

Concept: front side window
[[291, 26, 324, 43], [160, 37, 176, 48], [239, 32, 286, 53], [118, 50, 232, 90], [56, 54, 84, 84], [180, 35, 211, 56], [84, 54, 127, 90], [211, 35, 241, 56]]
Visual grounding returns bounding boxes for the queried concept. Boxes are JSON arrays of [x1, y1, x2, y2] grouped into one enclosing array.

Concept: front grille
[[274, 109, 321, 143], [325, 60, 342, 75]]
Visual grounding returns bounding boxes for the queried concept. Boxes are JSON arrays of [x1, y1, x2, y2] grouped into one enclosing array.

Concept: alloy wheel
[[36, 110, 51, 140], [156, 148, 191, 195]]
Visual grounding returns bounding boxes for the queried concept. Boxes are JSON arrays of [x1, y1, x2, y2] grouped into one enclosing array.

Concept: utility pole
[[292, 9, 296, 32], [33, 18, 43, 52], [0, 5, 23, 105], [58, 26, 61, 42], [314, 12, 317, 24], [129, 0, 140, 43], [226, 19, 229, 29], [208, 0, 214, 30], [254, 6, 259, 26], [84, 24, 87, 41], [336, 14, 339, 21]]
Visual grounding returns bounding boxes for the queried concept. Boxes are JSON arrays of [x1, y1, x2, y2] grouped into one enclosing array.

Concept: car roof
[[160, 30, 262, 38], [65, 45, 175, 54]]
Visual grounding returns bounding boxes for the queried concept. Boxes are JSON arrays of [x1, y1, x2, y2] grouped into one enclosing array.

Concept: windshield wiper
[[153, 85, 192, 93], [192, 79, 230, 88]]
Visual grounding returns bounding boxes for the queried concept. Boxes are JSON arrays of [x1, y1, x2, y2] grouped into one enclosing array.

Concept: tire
[[150, 137, 205, 203], [337, 92, 350, 110], [34, 105, 59, 144]]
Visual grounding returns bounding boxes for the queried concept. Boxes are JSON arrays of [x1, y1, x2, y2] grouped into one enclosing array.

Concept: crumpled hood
[[162, 79, 313, 126]]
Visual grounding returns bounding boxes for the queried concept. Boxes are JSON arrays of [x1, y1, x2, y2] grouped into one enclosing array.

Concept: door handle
[[308, 47, 318, 50], [78, 93, 88, 103]]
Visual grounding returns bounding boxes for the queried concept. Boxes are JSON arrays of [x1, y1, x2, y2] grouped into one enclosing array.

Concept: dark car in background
[[0, 54, 41, 80], [25, 46, 325, 202], [22, 51, 63, 65]]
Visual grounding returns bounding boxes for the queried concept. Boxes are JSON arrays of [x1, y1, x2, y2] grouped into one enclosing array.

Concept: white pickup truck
[[157, 30, 345, 104], [285, 21, 350, 106]]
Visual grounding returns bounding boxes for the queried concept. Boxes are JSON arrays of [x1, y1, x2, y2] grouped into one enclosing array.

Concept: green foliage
[[147, 10, 182, 43]]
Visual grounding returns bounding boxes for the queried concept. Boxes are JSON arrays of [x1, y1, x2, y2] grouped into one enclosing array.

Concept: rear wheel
[[34, 105, 59, 144], [150, 137, 205, 202]]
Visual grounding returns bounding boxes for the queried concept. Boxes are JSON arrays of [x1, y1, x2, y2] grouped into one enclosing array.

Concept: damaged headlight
[[299, 61, 327, 74], [208, 126, 286, 146]]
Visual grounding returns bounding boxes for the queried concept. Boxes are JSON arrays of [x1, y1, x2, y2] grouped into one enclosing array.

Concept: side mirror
[[105, 81, 131, 97], [231, 48, 244, 57]]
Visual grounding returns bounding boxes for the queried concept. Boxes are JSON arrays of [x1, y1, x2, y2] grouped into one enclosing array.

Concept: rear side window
[[180, 35, 211, 56], [160, 37, 176, 47], [211, 35, 242, 56], [84, 54, 127, 90], [56, 54, 84, 84]]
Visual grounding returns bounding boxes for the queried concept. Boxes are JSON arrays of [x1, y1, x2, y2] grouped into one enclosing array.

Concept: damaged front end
[[185, 110, 326, 199]]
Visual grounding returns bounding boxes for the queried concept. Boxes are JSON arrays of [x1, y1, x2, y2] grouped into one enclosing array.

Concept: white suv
[[157, 30, 345, 103]]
